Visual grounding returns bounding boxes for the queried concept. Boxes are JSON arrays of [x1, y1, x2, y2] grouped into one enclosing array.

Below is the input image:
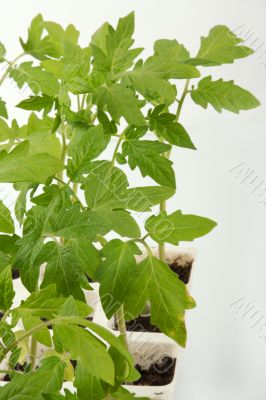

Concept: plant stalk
[[116, 305, 128, 349], [0, 53, 25, 87], [30, 337, 37, 370], [158, 79, 191, 262]]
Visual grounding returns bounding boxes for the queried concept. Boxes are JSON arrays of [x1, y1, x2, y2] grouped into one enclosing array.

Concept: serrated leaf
[[15, 186, 29, 226], [53, 322, 115, 385], [154, 39, 190, 61], [67, 125, 109, 180], [191, 76, 260, 113], [0, 266, 15, 311], [146, 255, 195, 346], [149, 107, 196, 149], [122, 139, 175, 188], [22, 314, 52, 347], [10, 62, 60, 96], [40, 241, 88, 300], [139, 46, 200, 79], [0, 42, 6, 62], [94, 84, 146, 126], [196, 25, 254, 66], [124, 255, 195, 346], [74, 363, 105, 400], [97, 239, 141, 318], [0, 355, 64, 400], [16, 95, 54, 114], [0, 141, 63, 183], [0, 200, 14, 233], [146, 210, 217, 245], [0, 98, 8, 119]]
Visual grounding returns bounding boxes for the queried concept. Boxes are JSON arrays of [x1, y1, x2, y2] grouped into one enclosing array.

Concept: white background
[[1, 1, 266, 399]]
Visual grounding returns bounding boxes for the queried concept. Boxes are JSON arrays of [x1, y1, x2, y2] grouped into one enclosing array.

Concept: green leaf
[[10, 62, 60, 96], [126, 64, 176, 106], [20, 14, 80, 60], [67, 125, 109, 180], [40, 241, 89, 300], [0, 200, 14, 233], [191, 76, 260, 113], [146, 255, 195, 346], [16, 95, 54, 114], [0, 141, 63, 183], [138, 46, 200, 79], [97, 239, 141, 318], [122, 139, 175, 188], [74, 363, 105, 400], [196, 25, 254, 65], [123, 186, 175, 211], [149, 106, 196, 149], [94, 84, 146, 126], [124, 255, 196, 346], [68, 238, 101, 281], [96, 209, 141, 239], [22, 314, 52, 347], [146, 210, 217, 245], [91, 12, 142, 75], [154, 39, 190, 61], [16, 285, 91, 320], [46, 204, 110, 240], [0, 98, 8, 119], [53, 322, 115, 385], [0, 266, 15, 311], [0, 356, 65, 400], [0, 42, 6, 62], [15, 186, 29, 226], [84, 161, 175, 212]]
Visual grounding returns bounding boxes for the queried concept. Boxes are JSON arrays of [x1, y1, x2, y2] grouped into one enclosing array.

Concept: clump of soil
[[114, 315, 160, 333], [12, 269, 20, 280], [168, 254, 193, 284], [2, 363, 27, 382], [127, 357, 176, 386]]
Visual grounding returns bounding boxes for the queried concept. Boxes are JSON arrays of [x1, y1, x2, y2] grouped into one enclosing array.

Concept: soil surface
[[115, 315, 160, 333], [169, 257, 193, 284], [127, 357, 176, 386], [12, 269, 20, 280], [2, 363, 27, 382]]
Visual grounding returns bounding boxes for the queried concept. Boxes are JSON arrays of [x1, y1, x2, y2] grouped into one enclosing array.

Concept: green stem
[[0, 53, 25, 87], [158, 79, 191, 262], [96, 235, 108, 247], [0, 369, 15, 374], [116, 305, 128, 349], [111, 132, 125, 167], [81, 94, 86, 109], [2, 309, 10, 322], [176, 79, 190, 122], [0, 316, 80, 363], [30, 337, 37, 370]]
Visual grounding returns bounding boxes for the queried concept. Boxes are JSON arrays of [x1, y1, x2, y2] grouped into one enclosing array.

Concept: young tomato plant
[[0, 11, 259, 397]]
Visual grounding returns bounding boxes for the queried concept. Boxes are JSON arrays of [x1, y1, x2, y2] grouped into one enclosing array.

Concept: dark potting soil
[[2, 363, 27, 382], [169, 259, 193, 284], [114, 316, 160, 333], [12, 269, 20, 280], [127, 357, 176, 386]]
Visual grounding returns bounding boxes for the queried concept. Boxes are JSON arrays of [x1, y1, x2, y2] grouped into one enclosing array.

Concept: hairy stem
[[158, 79, 191, 262], [30, 337, 37, 370], [111, 131, 125, 167], [0, 53, 25, 87], [116, 305, 128, 349]]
